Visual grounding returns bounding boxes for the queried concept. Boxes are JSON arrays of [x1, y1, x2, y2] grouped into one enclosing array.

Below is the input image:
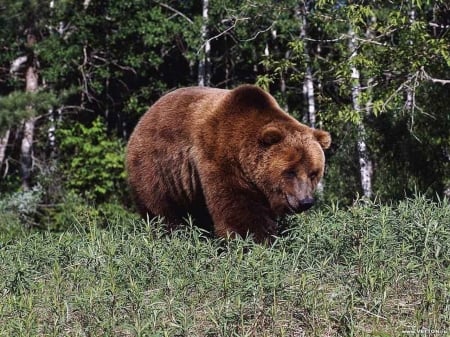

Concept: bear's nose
[[298, 197, 315, 211]]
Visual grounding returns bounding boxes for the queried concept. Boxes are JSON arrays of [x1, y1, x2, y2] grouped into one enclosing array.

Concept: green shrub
[[38, 193, 139, 232], [0, 186, 43, 242], [57, 117, 126, 203]]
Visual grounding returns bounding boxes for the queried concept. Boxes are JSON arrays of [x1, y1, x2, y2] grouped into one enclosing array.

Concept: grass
[[0, 195, 449, 336]]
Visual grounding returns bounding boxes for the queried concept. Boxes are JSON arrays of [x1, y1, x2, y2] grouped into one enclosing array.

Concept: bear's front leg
[[215, 200, 278, 243], [201, 177, 278, 243]]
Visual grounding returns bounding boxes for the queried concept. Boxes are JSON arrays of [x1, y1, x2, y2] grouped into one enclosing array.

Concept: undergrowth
[[0, 196, 449, 336]]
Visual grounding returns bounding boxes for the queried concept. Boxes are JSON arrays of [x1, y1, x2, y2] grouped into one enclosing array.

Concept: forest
[[0, 0, 449, 217]]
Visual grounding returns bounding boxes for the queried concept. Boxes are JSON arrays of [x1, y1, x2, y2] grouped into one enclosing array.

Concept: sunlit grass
[[0, 196, 449, 336]]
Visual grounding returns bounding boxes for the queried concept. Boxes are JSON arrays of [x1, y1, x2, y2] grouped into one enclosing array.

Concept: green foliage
[[40, 192, 138, 232], [259, 0, 450, 200], [1, 0, 449, 207], [57, 118, 126, 203], [0, 184, 43, 223], [0, 186, 43, 243], [0, 91, 59, 133], [0, 196, 449, 335]]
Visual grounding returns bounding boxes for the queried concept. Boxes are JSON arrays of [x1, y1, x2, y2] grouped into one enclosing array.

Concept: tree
[[348, 14, 373, 199], [0, 0, 52, 189], [298, 1, 317, 128], [0, 131, 9, 173], [1, 0, 197, 191], [20, 33, 39, 190], [198, 0, 211, 86]]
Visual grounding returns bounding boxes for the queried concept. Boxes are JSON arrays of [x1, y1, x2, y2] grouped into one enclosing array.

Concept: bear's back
[[125, 87, 230, 217]]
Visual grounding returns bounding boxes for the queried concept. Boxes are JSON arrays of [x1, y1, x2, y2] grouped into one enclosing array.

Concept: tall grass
[[0, 196, 449, 336]]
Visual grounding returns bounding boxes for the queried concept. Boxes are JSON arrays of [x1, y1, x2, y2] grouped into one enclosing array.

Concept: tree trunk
[[198, 0, 210, 87], [299, 5, 316, 128], [349, 27, 373, 199], [0, 130, 10, 176], [303, 65, 316, 128], [356, 124, 373, 199], [20, 47, 39, 190], [405, 5, 415, 116], [47, 108, 58, 159]]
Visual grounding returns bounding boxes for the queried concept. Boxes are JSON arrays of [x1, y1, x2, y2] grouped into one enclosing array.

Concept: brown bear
[[126, 85, 330, 243]]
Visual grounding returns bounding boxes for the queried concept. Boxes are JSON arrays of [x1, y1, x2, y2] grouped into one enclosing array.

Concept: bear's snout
[[298, 197, 315, 212], [286, 194, 315, 213]]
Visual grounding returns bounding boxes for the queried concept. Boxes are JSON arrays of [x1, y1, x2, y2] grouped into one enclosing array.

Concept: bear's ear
[[313, 129, 331, 149], [260, 126, 284, 146], [229, 85, 275, 111]]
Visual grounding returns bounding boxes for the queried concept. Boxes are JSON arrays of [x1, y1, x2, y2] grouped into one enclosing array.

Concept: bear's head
[[251, 122, 331, 217], [222, 85, 331, 218]]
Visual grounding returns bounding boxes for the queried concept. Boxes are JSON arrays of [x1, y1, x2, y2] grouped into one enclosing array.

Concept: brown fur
[[126, 85, 331, 243]]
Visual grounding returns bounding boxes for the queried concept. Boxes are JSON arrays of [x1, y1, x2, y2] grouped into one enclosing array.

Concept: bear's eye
[[309, 171, 319, 180], [284, 170, 297, 179]]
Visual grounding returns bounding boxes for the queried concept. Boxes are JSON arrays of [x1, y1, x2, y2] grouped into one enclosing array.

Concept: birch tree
[[198, 0, 211, 86], [348, 25, 373, 199], [298, 1, 316, 129], [0, 130, 9, 175]]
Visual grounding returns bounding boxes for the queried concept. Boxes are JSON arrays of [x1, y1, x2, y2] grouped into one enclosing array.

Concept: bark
[[299, 6, 316, 128], [349, 27, 373, 199], [198, 0, 210, 87], [356, 124, 373, 199], [20, 32, 39, 190], [303, 65, 316, 128], [21, 117, 36, 190], [405, 6, 416, 114], [47, 108, 58, 158], [0, 130, 10, 176]]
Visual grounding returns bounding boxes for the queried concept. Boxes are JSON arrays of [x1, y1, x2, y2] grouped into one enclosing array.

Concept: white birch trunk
[[20, 61, 39, 190], [47, 108, 57, 158], [349, 27, 373, 199], [405, 6, 415, 114], [299, 9, 316, 129], [0, 130, 10, 175], [304, 65, 316, 128], [198, 0, 210, 87], [356, 124, 373, 199]]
